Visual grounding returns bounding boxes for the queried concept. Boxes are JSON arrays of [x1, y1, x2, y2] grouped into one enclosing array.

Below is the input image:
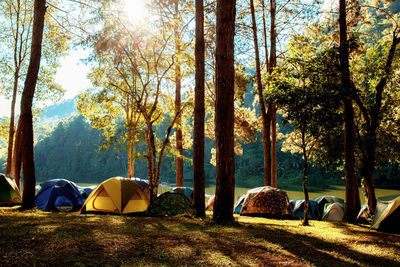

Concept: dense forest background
[[1, 86, 399, 191]]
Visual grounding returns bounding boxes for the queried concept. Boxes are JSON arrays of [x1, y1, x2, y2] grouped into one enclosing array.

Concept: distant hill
[[36, 97, 77, 126]]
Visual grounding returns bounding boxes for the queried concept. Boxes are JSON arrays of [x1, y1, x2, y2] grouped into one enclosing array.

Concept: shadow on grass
[[1, 208, 400, 266], [235, 220, 400, 266]]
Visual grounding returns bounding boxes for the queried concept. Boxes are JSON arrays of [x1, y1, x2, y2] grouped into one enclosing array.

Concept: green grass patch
[[0, 207, 399, 266]]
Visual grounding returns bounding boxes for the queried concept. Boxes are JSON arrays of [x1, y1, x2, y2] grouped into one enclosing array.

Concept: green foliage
[[0, 0, 68, 104]]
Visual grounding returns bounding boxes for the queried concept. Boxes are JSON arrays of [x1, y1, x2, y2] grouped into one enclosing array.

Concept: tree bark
[[6, 1, 22, 177], [174, 0, 184, 187], [213, 0, 236, 224], [193, 0, 205, 217], [269, 0, 278, 188], [301, 127, 310, 226], [250, 0, 271, 187], [262, 0, 272, 186], [12, 119, 23, 189], [339, 0, 360, 223], [271, 106, 277, 187], [6, 69, 20, 177], [20, 0, 46, 209]]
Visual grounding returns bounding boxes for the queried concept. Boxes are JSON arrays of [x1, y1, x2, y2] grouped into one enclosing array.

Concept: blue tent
[[77, 186, 95, 200], [35, 179, 84, 211], [131, 178, 149, 189], [233, 195, 246, 214], [292, 199, 320, 220]]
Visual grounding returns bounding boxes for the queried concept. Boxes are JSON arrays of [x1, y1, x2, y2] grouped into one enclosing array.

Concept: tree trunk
[[127, 127, 134, 178], [269, 0, 278, 188], [20, 0, 46, 209], [145, 124, 157, 201], [250, 0, 271, 187], [6, 71, 20, 177], [301, 128, 310, 226], [339, 0, 360, 223], [193, 0, 205, 218], [12, 119, 23, 189], [359, 31, 399, 216], [271, 106, 277, 187], [213, 0, 236, 224], [6, 1, 22, 177], [262, 0, 272, 187], [174, 0, 184, 187], [361, 153, 377, 216]]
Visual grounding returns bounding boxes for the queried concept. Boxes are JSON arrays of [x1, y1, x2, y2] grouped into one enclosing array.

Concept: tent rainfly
[[80, 177, 150, 214], [371, 195, 400, 233]]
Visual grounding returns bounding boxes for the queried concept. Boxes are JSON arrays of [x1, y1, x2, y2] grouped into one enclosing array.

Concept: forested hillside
[[2, 93, 399, 190], [32, 114, 344, 190]]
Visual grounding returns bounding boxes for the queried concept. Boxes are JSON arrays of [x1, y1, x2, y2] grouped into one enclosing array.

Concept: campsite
[[1, 206, 400, 266], [2, 175, 400, 265], [1, 0, 400, 266]]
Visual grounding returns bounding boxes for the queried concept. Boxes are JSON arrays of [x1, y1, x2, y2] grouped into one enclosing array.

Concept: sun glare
[[122, 0, 148, 25]]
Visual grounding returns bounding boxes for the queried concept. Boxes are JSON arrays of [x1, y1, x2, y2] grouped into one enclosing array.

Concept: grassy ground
[[1, 207, 399, 266]]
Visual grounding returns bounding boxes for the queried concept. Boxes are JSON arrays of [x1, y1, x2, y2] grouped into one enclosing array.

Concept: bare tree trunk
[[12, 119, 23, 189], [6, 0, 22, 177], [127, 127, 134, 178], [250, 0, 271, 187], [301, 127, 310, 226], [174, 0, 184, 187], [213, 0, 236, 224], [6, 72, 20, 177], [269, 0, 278, 188], [339, 0, 360, 223], [271, 106, 277, 187], [193, 0, 206, 217], [20, 0, 46, 209], [262, 0, 272, 187], [145, 124, 157, 201]]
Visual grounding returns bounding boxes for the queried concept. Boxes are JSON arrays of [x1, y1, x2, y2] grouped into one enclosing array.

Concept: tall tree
[[269, 0, 278, 188], [0, 0, 66, 179], [173, 0, 184, 187], [213, 0, 236, 224], [338, 0, 360, 223], [19, 0, 46, 209], [193, 0, 205, 217], [249, 0, 271, 186]]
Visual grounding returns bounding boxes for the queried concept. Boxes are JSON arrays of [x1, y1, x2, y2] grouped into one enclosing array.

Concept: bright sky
[[0, 48, 91, 118], [54, 48, 92, 100], [0, 0, 150, 118]]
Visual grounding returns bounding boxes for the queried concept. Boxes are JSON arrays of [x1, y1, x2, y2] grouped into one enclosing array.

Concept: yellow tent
[[80, 177, 150, 214]]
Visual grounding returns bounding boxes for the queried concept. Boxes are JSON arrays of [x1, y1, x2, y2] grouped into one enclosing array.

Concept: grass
[[1, 207, 400, 266]]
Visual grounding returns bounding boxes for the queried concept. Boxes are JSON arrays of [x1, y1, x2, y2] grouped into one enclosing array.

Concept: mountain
[[36, 97, 77, 126]]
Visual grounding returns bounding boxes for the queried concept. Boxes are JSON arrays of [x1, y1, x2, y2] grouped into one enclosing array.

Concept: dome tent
[[146, 192, 195, 217], [0, 173, 22, 205], [371, 195, 400, 233], [292, 199, 321, 220], [240, 186, 292, 218], [35, 179, 84, 211], [80, 177, 150, 215], [233, 194, 246, 214], [321, 202, 345, 221], [313, 195, 344, 216]]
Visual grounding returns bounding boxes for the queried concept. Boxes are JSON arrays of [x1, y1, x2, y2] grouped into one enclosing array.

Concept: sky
[[0, 48, 91, 118]]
